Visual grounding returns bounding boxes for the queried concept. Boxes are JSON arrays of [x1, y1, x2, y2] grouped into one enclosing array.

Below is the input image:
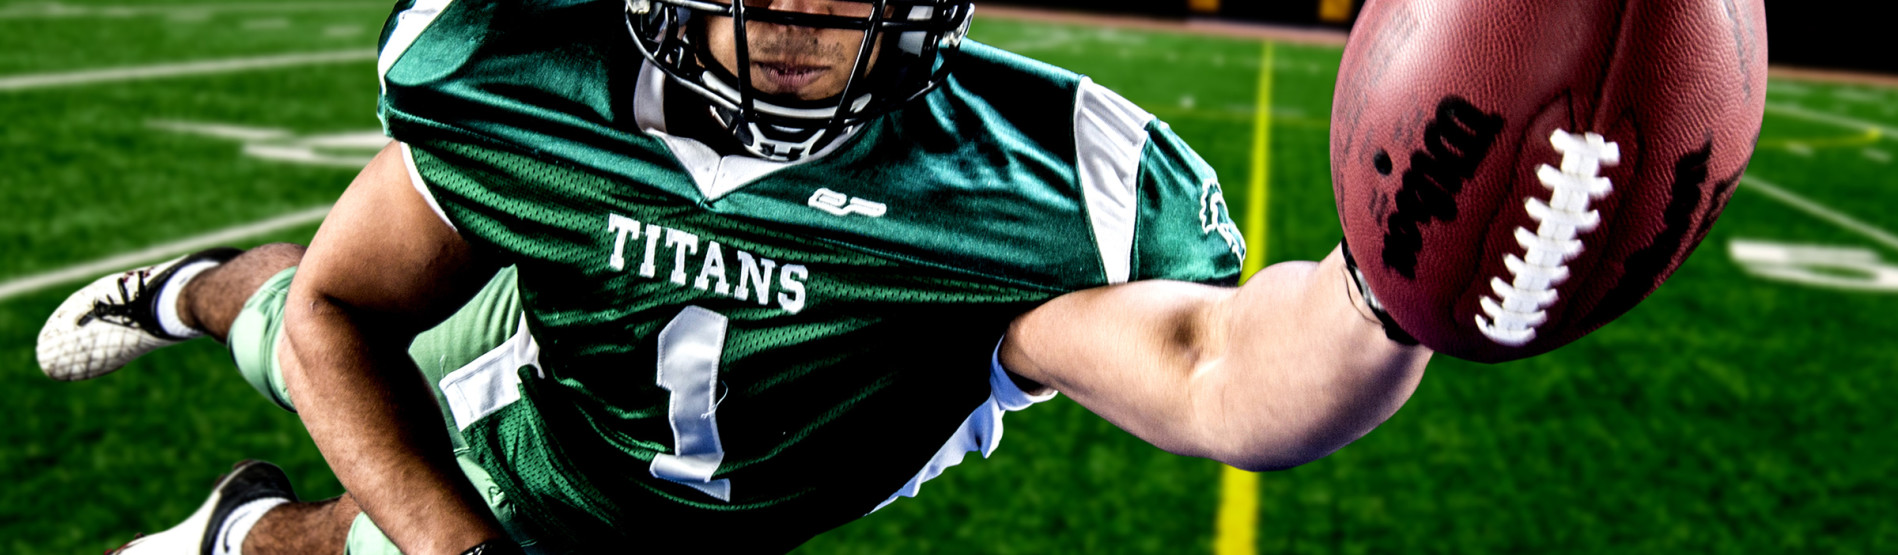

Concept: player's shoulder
[[930, 41, 1211, 195], [921, 41, 1161, 166], [916, 43, 1238, 285], [941, 40, 1088, 110], [378, 0, 619, 81], [376, 0, 643, 146]]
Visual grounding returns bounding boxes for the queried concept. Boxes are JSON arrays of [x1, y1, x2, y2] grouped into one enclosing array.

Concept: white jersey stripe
[[400, 142, 457, 232], [439, 314, 541, 431], [378, 0, 456, 95], [871, 340, 1057, 514], [1073, 77, 1156, 284]]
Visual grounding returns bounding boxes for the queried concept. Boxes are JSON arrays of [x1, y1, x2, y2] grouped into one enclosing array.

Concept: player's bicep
[[1000, 279, 1236, 457], [291, 141, 493, 332]]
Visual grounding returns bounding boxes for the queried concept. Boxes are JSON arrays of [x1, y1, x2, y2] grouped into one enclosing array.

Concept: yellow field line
[[1215, 39, 1274, 555], [1756, 126, 1882, 148], [1244, 42, 1274, 276]]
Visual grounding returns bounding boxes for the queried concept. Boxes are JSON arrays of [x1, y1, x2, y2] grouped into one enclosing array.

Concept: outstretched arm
[[1000, 245, 1430, 471], [283, 142, 509, 553]]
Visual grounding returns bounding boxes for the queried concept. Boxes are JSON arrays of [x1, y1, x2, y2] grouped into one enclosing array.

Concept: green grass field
[[3, 2, 1896, 553]]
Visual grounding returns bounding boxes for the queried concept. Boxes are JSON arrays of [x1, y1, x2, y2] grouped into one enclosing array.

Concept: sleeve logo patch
[[808, 188, 888, 218], [1199, 179, 1247, 264]]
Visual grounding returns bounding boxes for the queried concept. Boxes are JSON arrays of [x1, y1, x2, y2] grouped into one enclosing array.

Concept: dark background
[[1761, 1, 1898, 75], [999, 0, 1898, 76]]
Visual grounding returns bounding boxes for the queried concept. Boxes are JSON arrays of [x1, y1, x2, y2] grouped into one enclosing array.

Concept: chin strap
[[1340, 240, 1419, 346]]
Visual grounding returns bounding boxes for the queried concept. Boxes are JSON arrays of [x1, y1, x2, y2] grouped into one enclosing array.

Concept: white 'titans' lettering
[[694, 241, 731, 295], [604, 213, 811, 314], [733, 251, 777, 305], [777, 264, 808, 314], [606, 214, 641, 271], [639, 221, 662, 278], [665, 228, 700, 286]]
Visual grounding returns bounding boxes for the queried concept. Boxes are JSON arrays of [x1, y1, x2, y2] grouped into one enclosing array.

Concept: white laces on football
[[1478, 129, 1620, 346]]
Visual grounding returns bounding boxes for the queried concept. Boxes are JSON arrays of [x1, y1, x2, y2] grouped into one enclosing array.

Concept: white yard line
[[0, 50, 375, 92], [0, 2, 387, 19], [0, 205, 330, 301], [1765, 103, 1898, 139], [1741, 175, 1898, 251]]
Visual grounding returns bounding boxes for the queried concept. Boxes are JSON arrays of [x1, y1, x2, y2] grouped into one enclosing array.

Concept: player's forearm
[[283, 294, 507, 555], [1199, 247, 1431, 471], [1002, 247, 1430, 472]]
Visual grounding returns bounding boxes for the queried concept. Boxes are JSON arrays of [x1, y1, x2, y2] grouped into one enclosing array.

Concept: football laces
[[1477, 129, 1619, 346]]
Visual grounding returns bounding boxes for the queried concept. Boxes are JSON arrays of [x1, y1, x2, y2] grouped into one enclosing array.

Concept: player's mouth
[[754, 62, 829, 92]]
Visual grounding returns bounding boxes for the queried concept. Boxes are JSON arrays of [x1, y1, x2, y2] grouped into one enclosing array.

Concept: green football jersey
[[376, 0, 1243, 551]]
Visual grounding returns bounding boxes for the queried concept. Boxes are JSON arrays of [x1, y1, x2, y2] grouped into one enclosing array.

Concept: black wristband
[[463, 540, 526, 555], [1340, 240, 1419, 346]]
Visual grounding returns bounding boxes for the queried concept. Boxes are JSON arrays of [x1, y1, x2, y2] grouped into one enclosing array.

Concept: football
[[1331, 0, 1768, 363]]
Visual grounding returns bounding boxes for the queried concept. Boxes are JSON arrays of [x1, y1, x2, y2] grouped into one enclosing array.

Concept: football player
[[38, 0, 1431, 553]]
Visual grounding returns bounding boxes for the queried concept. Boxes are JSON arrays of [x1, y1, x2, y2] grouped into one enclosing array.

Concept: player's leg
[[56, 243, 349, 554], [178, 242, 306, 342], [49, 244, 528, 553], [110, 460, 358, 555], [244, 494, 360, 554], [222, 263, 529, 554]]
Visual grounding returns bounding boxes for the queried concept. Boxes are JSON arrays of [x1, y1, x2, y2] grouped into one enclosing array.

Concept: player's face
[[703, 0, 883, 101]]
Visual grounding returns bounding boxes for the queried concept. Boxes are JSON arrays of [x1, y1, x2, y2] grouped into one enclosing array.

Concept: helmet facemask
[[627, 0, 973, 161]]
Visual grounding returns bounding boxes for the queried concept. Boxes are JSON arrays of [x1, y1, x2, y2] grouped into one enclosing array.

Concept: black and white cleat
[[108, 460, 298, 555], [37, 247, 241, 381]]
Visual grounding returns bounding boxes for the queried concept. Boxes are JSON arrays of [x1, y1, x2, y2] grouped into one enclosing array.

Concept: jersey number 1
[[650, 306, 733, 502]]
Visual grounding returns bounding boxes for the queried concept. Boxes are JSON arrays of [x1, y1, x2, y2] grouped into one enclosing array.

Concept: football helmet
[[626, 0, 974, 161]]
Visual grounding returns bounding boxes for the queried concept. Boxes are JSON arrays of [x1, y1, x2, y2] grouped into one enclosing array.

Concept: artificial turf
[[2, 2, 1894, 553]]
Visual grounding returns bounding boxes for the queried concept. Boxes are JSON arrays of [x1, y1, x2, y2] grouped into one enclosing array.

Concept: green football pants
[[226, 265, 537, 554]]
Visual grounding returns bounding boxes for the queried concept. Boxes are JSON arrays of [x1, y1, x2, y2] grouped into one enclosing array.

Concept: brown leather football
[[1331, 0, 1768, 363]]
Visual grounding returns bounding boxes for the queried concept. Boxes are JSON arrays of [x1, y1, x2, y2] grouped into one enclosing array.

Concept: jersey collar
[[634, 60, 860, 202]]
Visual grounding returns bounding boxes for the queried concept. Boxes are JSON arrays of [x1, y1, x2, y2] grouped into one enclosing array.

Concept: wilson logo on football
[[807, 188, 888, 218], [1476, 129, 1620, 346]]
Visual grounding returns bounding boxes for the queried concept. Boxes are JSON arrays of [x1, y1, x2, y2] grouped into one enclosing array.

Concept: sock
[[155, 260, 221, 339], [213, 497, 288, 555]]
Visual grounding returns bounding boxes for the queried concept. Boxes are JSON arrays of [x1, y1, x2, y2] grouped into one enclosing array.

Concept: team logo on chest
[[807, 188, 887, 218], [605, 213, 811, 314]]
